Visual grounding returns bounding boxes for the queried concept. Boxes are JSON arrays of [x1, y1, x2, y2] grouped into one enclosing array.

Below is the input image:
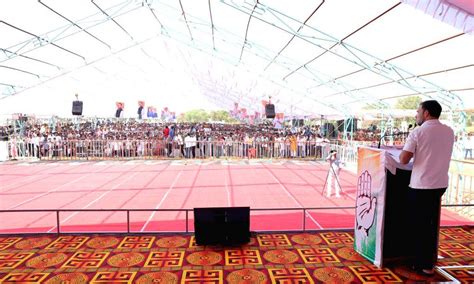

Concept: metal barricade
[[446, 160, 474, 220], [6, 138, 350, 161]]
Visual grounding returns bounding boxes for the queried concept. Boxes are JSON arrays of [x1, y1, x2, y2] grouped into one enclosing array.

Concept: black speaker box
[[194, 207, 250, 245], [72, 101, 83, 116], [265, 104, 275, 119]]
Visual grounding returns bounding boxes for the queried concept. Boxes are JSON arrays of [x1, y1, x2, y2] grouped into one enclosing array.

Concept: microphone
[[378, 125, 413, 149]]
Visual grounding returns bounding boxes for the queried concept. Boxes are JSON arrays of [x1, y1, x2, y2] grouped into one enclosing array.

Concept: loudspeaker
[[137, 106, 143, 119], [337, 119, 358, 132], [115, 108, 122, 118], [72, 101, 83, 116], [265, 104, 275, 119], [194, 207, 250, 245]]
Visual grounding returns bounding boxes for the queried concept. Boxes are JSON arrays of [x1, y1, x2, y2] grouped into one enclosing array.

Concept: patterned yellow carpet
[[0, 227, 472, 283]]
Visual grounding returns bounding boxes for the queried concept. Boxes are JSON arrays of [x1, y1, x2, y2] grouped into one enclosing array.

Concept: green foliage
[[394, 96, 422, 110], [466, 110, 473, 127], [177, 109, 239, 123], [178, 109, 209, 123], [209, 110, 239, 123]]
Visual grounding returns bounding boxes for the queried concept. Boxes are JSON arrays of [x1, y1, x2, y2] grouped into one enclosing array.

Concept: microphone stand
[[378, 124, 414, 149]]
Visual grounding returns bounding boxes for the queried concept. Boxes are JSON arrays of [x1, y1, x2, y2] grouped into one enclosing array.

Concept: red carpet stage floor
[[0, 226, 473, 283], [0, 159, 471, 234]]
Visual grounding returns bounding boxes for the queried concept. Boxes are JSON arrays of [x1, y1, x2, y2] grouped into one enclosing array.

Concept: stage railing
[[446, 160, 474, 220], [0, 204, 471, 235]]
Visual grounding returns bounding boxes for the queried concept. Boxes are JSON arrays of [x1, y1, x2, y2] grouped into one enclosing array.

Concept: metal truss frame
[[0, 0, 140, 66], [220, 0, 466, 131]]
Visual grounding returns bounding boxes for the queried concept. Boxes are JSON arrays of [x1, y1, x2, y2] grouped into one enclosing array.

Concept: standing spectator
[[464, 135, 473, 159], [163, 126, 170, 139], [167, 126, 175, 157], [137, 140, 145, 157], [9, 135, 18, 160], [325, 150, 341, 198], [225, 135, 233, 157], [298, 135, 306, 158], [163, 126, 170, 156], [195, 131, 201, 158], [174, 131, 185, 158], [41, 135, 49, 158], [169, 126, 175, 140], [32, 133, 40, 158], [277, 136, 285, 158], [289, 134, 297, 158], [185, 132, 197, 158]]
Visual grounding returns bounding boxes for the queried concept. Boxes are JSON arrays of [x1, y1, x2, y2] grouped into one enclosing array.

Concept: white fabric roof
[[0, 0, 473, 121]]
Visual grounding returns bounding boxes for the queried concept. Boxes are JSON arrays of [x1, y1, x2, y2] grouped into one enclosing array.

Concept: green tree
[[395, 96, 422, 109], [209, 110, 238, 123], [466, 110, 473, 127], [178, 109, 209, 123]]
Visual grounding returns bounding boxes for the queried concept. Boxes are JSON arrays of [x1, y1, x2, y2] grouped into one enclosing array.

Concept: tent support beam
[[0, 21, 85, 61], [1, 48, 61, 70], [38, 0, 111, 50], [91, 0, 134, 40]]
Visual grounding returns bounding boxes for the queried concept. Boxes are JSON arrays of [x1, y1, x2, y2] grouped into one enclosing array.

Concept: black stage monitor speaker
[[72, 101, 83, 116], [265, 104, 275, 118], [194, 207, 250, 245]]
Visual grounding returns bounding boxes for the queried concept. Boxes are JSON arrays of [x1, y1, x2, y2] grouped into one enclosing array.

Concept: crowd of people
[[0, 117, 396, 143], [1, 117, 471, 160], [2, 118, 332, 160]]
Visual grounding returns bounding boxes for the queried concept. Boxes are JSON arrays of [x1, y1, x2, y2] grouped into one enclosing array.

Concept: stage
[[0, 159, 471, 234]]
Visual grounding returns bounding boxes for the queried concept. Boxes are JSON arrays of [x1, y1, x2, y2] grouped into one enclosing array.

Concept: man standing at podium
[[399, 100, 454, 276]]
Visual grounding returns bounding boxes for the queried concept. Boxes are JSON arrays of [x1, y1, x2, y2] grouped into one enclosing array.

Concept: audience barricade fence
[[7, 139, 342, 161]]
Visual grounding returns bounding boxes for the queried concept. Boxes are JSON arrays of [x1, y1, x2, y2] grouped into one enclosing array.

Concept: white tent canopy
[[0, 0, 473, 122]]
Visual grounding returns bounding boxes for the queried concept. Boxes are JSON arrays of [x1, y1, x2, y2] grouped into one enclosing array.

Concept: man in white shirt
[[174, 132, 185, 158], [184, 133, 197, 159], [464, 135, 473, 159], [399, 100, 454, 276]]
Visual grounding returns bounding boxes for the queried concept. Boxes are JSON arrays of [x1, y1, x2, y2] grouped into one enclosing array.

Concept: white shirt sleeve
[[403, 129, 418, 154]]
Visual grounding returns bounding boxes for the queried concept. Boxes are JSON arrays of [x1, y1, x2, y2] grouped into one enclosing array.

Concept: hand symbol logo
[[356, 170, 377, 236]]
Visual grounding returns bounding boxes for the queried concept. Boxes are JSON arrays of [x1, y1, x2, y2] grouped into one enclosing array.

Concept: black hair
[[420, 100, 442, 118]]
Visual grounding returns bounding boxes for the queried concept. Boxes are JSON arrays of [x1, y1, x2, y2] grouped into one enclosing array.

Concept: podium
[[354, 146, 414, 267]]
